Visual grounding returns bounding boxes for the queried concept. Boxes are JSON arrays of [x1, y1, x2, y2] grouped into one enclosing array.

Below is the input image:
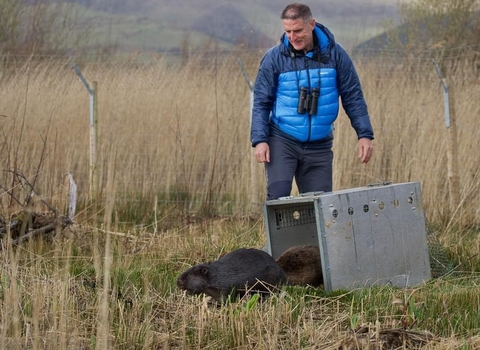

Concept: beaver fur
[[276, 245, 323, 286], [177, 248, 288, 302]]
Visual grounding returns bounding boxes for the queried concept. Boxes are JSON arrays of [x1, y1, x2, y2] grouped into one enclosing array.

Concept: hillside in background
[[68, 0, 401, 53]]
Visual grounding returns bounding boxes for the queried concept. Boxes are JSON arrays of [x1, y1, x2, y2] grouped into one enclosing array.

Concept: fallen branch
[[1, 169, 76, 246], [11, 216, 72, 245]]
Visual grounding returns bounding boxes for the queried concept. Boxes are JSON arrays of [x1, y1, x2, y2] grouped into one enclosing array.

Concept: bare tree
[[0, 0, 88, 58], [381, 0, 479, 62]]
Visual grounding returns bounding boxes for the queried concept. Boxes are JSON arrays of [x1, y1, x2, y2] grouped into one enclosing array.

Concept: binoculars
[[297, 87, 319, 115]]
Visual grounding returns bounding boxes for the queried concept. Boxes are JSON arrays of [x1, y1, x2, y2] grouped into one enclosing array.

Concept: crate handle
[[367, 181, 392, 187], [299, 191, 325, 197]]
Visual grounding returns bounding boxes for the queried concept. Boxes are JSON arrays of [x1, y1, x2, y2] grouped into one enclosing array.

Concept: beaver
[[276, 245, 323, 287], [177, 248, 288, 303]]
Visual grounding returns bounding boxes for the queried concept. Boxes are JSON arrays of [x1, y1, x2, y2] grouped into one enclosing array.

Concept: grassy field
[[1, 50, 480, 348], [69, 0, 399, 53]]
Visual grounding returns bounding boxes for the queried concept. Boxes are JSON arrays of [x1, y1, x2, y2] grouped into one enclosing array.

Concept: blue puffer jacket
[[251, 22, 374, 146]]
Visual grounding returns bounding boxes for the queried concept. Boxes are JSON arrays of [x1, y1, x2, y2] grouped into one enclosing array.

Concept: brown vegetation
[[1, 51, 479, 225], [0, 50, 479, 348]]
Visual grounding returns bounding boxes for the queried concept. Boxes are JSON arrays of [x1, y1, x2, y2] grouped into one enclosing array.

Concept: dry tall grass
[[1, 53, 480, 348], [1, 51, 479, 226]]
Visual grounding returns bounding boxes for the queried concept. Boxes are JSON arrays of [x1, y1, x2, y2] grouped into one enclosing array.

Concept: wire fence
[[0, 47, 479, 223]]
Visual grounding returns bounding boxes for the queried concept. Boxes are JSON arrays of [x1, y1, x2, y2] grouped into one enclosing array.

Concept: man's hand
[[358, 138, 373, 163], [254, 142, 270, 163]]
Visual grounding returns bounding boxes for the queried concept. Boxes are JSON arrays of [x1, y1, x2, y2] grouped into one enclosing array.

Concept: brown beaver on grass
[[177, 248, 288, 303], [276, 245, 323, 286]]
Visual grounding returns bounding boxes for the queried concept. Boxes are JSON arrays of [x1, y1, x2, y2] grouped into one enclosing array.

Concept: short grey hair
[[281, 3, 313, 22]]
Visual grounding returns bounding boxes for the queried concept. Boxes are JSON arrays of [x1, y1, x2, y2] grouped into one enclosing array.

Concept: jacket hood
[[280, 22, 335, 59]]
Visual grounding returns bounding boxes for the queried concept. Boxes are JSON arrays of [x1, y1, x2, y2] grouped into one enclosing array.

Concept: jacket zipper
[[304, 58, 312, 142]]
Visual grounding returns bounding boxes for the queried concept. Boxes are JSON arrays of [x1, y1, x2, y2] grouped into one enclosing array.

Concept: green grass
[[65, 0, 398, 53], [65, 2, 236, 54], [1, 216, 480, 348]]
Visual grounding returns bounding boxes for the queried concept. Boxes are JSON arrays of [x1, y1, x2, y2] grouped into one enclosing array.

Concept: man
[[251, 2, 374, 200]]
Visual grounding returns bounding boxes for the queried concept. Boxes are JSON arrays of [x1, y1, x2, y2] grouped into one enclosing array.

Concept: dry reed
[[1, 52, 479, 225], [1, 51, 480, 348]]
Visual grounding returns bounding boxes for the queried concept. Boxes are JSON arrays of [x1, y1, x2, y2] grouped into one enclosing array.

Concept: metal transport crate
[[263, 182, 431, 292]]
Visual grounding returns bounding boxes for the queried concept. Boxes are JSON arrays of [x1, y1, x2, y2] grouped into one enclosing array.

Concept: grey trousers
[[264, 136, 333, 200]]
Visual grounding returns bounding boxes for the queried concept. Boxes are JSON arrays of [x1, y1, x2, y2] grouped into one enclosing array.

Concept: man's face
[[282, 18, 315, 52]]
